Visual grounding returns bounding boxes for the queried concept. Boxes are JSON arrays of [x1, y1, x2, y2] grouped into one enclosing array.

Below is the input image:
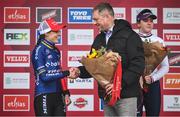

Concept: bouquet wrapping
[[79, 48, 122, 106], [142, 41, 170, 92]]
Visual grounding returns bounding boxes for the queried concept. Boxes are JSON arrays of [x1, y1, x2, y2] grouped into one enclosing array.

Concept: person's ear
[[137, 22, 141, 28]]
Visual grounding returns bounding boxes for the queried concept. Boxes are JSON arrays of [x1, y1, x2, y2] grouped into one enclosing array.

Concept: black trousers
[[137, 81, 161, 116], [34, 92, 66, 116]]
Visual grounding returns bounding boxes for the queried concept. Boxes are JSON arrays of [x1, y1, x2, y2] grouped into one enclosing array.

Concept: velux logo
[[4, 51, 30, 67], [164, 33, 180, 41], [5, 55, 29, 63]]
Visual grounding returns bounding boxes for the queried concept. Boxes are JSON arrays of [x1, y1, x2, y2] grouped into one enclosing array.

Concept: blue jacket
[[32, 39, 69, 96]]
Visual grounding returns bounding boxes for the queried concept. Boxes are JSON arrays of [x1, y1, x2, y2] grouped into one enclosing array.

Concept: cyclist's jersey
[[32, 39, 67, 96], [138, 32, 169, 82]]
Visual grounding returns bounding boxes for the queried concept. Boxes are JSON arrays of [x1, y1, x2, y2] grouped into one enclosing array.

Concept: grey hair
[[93, 2, 114, 17]]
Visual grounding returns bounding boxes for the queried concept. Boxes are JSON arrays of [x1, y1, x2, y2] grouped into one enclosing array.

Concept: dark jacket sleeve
[[122, 32, 145, 86], [78, 66, 92, 78]]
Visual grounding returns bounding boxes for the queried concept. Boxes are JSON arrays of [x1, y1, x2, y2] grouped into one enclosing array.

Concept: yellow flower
[[87, 48, 97, 58], [87, 47, 106, 59]]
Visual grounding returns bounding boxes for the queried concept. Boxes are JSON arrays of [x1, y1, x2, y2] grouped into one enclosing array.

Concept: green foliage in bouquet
[[87, 46, 106, 58]]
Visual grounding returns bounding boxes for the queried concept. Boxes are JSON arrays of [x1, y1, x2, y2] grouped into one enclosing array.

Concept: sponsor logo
[[68, 29, 94, 45], [68, 51, 89, 67], [3, 95, 30, 111], [113, 7, 126, 19], [46, 69, 61, 75], [131, 8, 157, 23], [45, 61, 59, 67], [5, 55, 29, 63], [68, 95, 94, 111], [4, 29, 30, 45], [42, 95, 47, 114], [163, 29, 180, 46], [164, 34, 180, 41], [4, 51, 30, 67], [163, 95, 180, 111], [68, 78, 94, 89], [69, 78, 92, 84], [6, 33, 27, 40], [36, 7, 62, 23], [69, 56, 82, 61], [4, 7, 30, 23], [3, 72, 30, 89], [168, 51, 180, 68], [74, 97, 88, 108], [163, 8, 180, 24], [42, 10, 57, 21], [68, 7, 93, 23], [163, 73, 180, 89]]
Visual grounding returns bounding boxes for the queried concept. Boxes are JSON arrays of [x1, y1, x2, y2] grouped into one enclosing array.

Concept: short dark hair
[[39, 34, 45, 39], [93, 2, 114, 17]]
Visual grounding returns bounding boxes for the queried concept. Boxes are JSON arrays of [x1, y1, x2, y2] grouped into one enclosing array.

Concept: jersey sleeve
[[34, 47, 68, 82]]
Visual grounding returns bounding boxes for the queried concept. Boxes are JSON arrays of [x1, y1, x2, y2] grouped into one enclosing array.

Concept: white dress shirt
[[105, 25, 114, 44]]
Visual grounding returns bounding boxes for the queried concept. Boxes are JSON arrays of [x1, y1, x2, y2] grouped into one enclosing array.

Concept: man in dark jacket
[[71, 2, 145, 116]]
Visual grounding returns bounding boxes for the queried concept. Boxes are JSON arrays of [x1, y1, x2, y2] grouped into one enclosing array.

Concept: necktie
[[105, 30, 112, 44]]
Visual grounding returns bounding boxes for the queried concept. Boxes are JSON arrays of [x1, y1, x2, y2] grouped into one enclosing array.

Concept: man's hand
[[105, 51, 121, 60], [105, 83, 113, 95], [64, 94, 71, 106], [68, 67, 80, 79], [144, 75, 153, 84]]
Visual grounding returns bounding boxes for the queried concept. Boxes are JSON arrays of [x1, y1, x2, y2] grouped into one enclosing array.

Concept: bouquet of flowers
[[79, 47, 122, 106], [142, 41, 170, 92]]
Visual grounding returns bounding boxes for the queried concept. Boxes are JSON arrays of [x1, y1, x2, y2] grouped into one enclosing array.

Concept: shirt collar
[[41, 38, 55, 49], [138, 31, 152, 38]]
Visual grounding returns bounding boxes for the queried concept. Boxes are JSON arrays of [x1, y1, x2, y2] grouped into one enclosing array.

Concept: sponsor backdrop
[[0, 0, 180, 116]]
